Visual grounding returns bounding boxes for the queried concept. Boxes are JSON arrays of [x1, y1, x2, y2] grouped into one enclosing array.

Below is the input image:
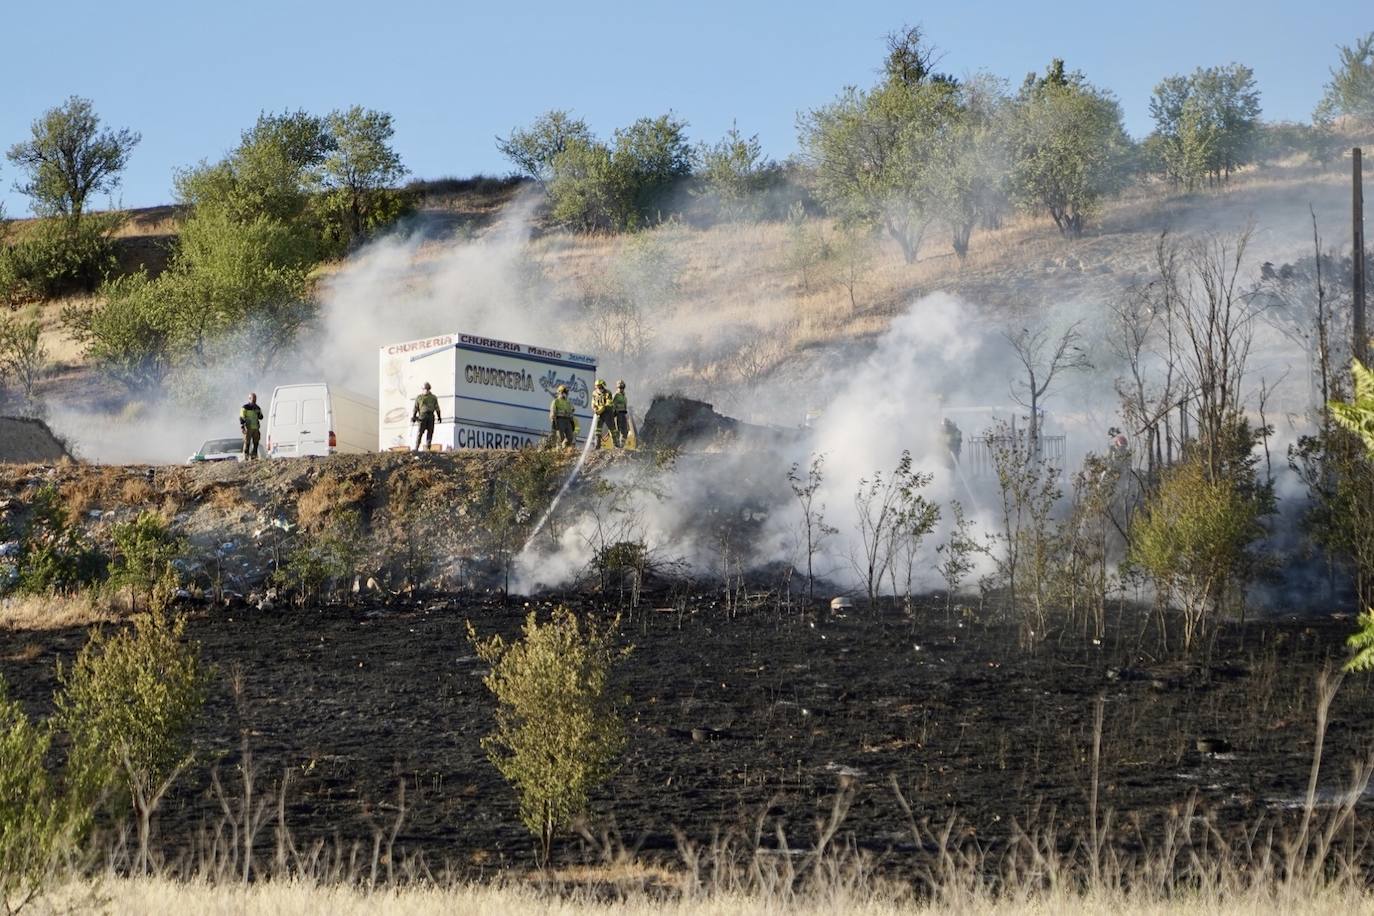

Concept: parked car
[[187, 437, 243, 463]]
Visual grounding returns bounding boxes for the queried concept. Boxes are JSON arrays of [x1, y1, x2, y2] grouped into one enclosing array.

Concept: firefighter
[[412, 382, 441, 451], [240, 393, 264, 460], [550, 384, 576, 447], [591, 379, 614, 448], [611, 380, 630, 447], [940, 417, 962, 468]]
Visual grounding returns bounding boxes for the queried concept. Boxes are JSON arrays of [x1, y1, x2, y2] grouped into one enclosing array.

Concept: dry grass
[[297, 473, 369, 532], [59, 466, 124, 520], [0, 590, 115, 630], [119, 476, 156, 505], [42, 878, 1374, 915]]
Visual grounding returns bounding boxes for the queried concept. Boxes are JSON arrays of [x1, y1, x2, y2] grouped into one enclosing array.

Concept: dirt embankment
[[0, 417, 72, 463], [0, 450, 644, 599]]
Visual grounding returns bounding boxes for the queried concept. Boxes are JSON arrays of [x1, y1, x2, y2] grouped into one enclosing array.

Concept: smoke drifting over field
[[34, 159, 1362, 608]]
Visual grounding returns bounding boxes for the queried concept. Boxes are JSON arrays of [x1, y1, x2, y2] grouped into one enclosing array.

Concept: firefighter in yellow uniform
[[610, 380, 630, 447], [549, 385, 576, 447], [240, 392, 264, 460], [590, 379, 614, 448]]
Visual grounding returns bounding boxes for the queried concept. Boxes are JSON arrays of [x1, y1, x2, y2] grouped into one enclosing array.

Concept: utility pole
[[1356, 147, 1367, 364]]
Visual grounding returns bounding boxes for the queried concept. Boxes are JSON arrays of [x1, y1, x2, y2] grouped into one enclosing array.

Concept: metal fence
[[961, 433, 1067, 478]]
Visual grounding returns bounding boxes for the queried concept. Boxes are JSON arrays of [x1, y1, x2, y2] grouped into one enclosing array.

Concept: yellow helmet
[[595, 379, 606, 388]]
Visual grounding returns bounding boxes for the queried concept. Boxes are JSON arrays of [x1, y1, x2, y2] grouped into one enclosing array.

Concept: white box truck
[[265, 383, 379, 458], [379, 333, 598, 451]]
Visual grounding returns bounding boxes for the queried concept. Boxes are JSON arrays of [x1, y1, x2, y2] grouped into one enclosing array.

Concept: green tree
[[800, 27, 970, 262], [696, 122, 779, 220], [175, 109, 330, 228], [1009, 60, 1131, 237], [0, 680, 75, 913], [57, 610, 209, 874], [1315, 32, 1374, 126], [468, 607, 628, 864], [548, 137, 635, 231], [62, 272, 176, 391], [497, 110, 594, 181], [612, 114, 694, 220], [71, 111, 325, 393], [0, 308, 48, 402], [1149, 65, 1261, 187], [1130, 455, 1264, 652], [923, 75, 1011, 259], [6, 97, 140, 222], [321, 106, 410, 246], [800, 80, 953, 262], [0, 212, 120, 304]]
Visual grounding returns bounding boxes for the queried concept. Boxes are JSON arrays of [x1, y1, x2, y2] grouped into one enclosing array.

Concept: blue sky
[[0, 0, 1365, 214]]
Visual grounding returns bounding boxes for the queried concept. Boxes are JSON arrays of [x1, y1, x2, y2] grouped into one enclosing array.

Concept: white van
[[265, 384, 378, 458]]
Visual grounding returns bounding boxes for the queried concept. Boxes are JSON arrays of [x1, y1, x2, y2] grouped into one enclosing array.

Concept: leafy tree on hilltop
[[1149, 65, 1261, 188], [498, 110, 594, 181], [6, 97, 140, 223], [611, 113, 695, 221], [1009, 59, 1132, 237], [1315, 32, 1374, 127], [800, 26, 961, 264], [697, 122, 780, 220], [546, 114, 693, 232], [801, 26, 1009, 262], [322, 106, 410, 246]]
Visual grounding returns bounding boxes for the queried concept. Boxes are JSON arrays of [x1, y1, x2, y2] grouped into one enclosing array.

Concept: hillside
[[7, 153, 1363, 459]]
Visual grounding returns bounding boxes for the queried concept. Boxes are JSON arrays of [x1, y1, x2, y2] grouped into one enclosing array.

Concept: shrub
[[16, 485, 106, 596], [108, 511, 184, 613], [0, 308, 49, 402], [56, 610, 209, 872], [1129, 456, 1263, 652], [468, 607, 629, 864], [0, 679, 75, 912], [272, 510, 365, 605], [0, 214, 120, 305]]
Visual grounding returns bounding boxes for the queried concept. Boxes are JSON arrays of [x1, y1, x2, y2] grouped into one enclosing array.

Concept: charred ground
[[0, 591, 1367, 874]]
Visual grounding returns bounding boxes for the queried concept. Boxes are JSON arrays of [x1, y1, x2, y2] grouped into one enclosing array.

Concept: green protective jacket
[[611, 391, 627, 412], [413, 392, 440, 420], [240, 404, 263, 431], [592, 388, 613, 416], [550, 396, 575, 420]]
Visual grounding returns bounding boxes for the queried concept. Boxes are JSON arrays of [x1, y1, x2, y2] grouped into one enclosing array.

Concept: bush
[[108, 511, 184, 613], [468, 607, 629, 864], [0, 679, 74, 911], [1129, 455, 1264, 652], [56, 610, 209, 872], [16, 485, 106, 595], [0, 214, 120, 305], [0, 308, 48, 404], [272, 510, 365, 605]]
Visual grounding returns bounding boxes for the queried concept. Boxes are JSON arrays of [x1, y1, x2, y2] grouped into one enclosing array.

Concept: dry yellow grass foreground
[[44, 880, 1374, 916]]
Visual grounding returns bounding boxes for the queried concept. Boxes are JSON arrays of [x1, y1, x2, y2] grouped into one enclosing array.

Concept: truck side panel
[[378, 333, 597, 451]]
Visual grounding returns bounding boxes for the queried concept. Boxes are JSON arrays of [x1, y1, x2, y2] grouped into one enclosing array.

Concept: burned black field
[[2, 597, 1370, 872]]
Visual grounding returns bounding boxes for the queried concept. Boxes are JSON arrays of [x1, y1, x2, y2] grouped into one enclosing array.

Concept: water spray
[[520, 414, 601, 555]]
